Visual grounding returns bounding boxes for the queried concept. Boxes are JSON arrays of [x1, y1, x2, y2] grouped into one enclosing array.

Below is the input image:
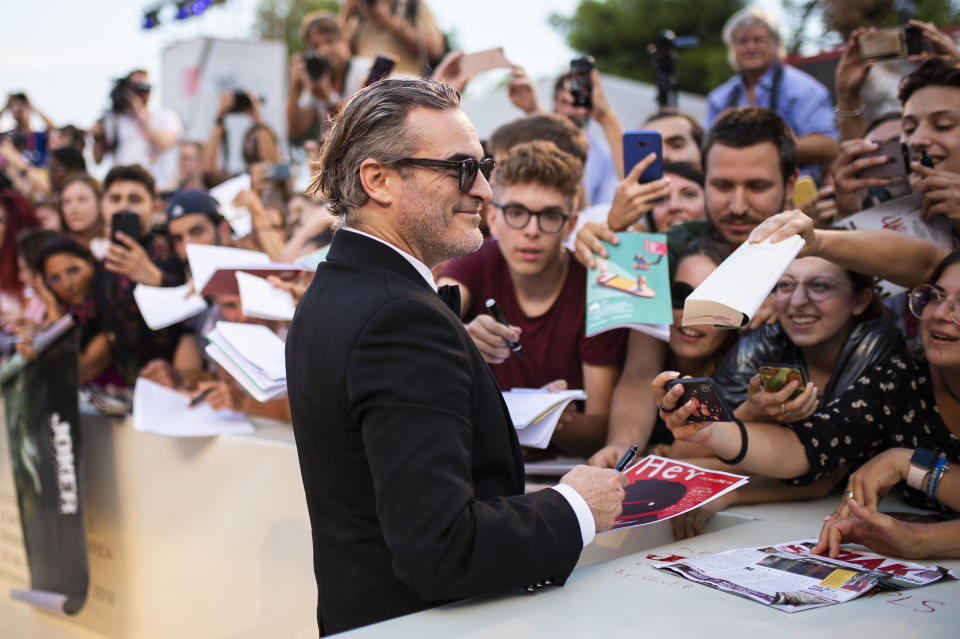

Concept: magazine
[[656, 538, 958, 612], [585, 232, 672, 341], [610, 455, 748, 530]]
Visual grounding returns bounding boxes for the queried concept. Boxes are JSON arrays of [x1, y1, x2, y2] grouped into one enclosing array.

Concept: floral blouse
[[788, 352, 960, 512]]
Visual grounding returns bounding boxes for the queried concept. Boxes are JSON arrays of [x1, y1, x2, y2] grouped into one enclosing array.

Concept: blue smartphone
[[623, 130, 663, 184]]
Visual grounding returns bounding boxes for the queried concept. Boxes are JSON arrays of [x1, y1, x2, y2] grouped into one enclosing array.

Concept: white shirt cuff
[[550, 484, 595, 547]]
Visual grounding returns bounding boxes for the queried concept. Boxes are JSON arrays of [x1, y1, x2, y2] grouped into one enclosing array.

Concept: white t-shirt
[[102, 108, 183, 191]]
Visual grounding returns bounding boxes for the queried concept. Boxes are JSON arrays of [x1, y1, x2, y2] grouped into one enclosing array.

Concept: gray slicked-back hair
[[309, 78, 461, 226]]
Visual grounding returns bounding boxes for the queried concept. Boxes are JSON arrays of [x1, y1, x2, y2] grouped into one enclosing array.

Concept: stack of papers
[[132, 377, 254, 437], [502, 388, 587, 449], [205, 321, 287, 402], [208, 174, 253, 238], [133, 283, 208, 330]]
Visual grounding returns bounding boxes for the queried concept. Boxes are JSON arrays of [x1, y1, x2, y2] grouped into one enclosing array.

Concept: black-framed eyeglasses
[[493, 202, 570, 234], [909, 284, 960, 327], [771, 277, 850, 303], [671, 281, 694, 309], [391, 157, 495, 193]]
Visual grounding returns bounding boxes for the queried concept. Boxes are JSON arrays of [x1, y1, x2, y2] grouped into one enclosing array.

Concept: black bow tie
[[437, 284, 461, 316]]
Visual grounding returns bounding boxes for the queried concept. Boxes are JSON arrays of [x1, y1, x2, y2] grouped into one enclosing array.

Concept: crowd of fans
[[1, 3, 959, 560]]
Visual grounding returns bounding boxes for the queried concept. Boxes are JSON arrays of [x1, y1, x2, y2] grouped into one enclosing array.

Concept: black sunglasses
[[391, 157, 495, 193], [671, 281, 694, 309]]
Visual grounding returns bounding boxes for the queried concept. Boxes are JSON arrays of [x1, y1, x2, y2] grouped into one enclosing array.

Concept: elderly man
[[285, 78, 627, 636], [707, 5, 837, 178]]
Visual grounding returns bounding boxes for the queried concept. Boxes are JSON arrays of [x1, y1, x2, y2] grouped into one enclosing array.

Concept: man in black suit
[[286, 78, 628, 635]]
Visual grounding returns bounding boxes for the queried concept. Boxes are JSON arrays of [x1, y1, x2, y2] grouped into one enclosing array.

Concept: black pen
[[614, 444, 638, 472], [189, 388, 213, 407], [485, 298, 523, 359]]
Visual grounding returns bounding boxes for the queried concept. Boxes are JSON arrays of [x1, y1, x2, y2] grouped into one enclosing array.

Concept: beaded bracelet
[[924, 457, 950, 499]]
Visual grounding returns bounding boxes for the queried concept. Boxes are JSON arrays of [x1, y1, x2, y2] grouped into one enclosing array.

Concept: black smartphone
[[365, 54, 396, 87], [663, 377, 734, 424], [111, 210, 141, 245], [623, 130, 664, 184], [568, 56, 595, 109], [856, 140, 909, 180], [231, 90, 252, 113], [758, 363, 806, 400]]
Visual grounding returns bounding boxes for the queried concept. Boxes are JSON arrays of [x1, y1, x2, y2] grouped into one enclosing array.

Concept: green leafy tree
[[254, 0, 341, 55], [550, 0, 745, 96]]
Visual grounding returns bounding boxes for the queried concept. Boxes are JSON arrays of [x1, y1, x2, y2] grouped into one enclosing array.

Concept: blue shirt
[[707, 64, 837, 182], [583, 128, 618, 206]]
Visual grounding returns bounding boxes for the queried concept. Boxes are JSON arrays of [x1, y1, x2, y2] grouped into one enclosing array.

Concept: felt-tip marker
[[614, 444, 638, 472], [485, 298, 523, 359]]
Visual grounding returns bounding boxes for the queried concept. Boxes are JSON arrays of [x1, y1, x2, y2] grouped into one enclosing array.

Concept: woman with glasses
[[712, 256, 902, 423], [656, 249, 960, 556]]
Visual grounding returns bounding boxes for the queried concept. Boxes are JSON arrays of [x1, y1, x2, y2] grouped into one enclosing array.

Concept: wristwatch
[[907, 447, 937, 490]]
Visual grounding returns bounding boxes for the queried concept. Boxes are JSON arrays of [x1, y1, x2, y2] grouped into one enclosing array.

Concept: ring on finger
[[659, 399, 678, 414], [844, 490, 854, 499], [780, 402, 787, 415]]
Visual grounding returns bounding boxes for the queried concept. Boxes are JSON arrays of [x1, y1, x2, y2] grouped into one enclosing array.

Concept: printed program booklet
[[655, 538, 958, 612], [610, 455, 748, 530], [586, 232, 672, 341]]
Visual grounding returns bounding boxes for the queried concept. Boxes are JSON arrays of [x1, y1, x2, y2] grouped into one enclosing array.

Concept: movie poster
[[0, 319, 88, 614]]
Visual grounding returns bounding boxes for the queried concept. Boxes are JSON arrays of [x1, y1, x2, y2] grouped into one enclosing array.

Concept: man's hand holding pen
[[466, 298, 524, 364]]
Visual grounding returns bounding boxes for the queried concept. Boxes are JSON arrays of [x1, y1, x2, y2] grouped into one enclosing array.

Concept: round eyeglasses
[[494, 203, 570, 234], [908, 284, 960, 327], [771, 278, 850, 303]]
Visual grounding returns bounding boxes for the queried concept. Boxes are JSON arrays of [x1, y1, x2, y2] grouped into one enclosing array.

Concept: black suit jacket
[[286, 230, 583, 635]]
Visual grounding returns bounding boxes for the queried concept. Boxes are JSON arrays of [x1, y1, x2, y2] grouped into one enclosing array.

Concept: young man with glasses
[[286, 79, 628, 636], [439, 140, 627, 457]]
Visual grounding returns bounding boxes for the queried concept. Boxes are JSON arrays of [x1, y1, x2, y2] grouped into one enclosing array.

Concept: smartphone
[[858, 24, 923, 59], [264, 163, 292, 181], [568, 56, 595, 109], [663, 377, 734, 424], [758, 363, 806, 400], [110, 210, 141, 245], [623, 130, 664, 184], [856, 140, 909, 180], [792, 175, 817, 208], [365, 54, 396, 86]]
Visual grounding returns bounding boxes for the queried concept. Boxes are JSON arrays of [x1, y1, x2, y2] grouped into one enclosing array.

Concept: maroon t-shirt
[[441, 238, 627, 391]]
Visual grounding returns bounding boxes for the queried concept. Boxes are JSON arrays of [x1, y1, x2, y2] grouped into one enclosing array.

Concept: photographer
[[92, 70, 182, 191], [286, 11, 371, 142], [203, 90, 280, 185], [340, 0, 445, 76], [1, 92, 56, 167]]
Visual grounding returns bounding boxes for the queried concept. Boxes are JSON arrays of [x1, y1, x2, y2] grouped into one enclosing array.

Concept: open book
[[586, 232, 671, 341], [501, 388, 586, 449], [682, 235, 804, 328]]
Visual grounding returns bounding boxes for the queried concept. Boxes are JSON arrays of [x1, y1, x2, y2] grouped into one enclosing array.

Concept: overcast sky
[[0, 0, 783, 129]]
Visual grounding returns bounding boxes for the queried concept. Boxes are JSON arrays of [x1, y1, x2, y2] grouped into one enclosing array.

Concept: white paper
[[236, 271, 296, 321], [213, 321, 286, 381], [132, 377, 254, 437], [205, 343, 287, 403], [502, 389, 587, 450], [185, 243, 270, 296], [133, 283, 208, 330], [208, 174, 253, 237]]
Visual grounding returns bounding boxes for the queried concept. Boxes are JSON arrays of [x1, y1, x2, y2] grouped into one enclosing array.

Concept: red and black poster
[[612, 455, 748, 530]]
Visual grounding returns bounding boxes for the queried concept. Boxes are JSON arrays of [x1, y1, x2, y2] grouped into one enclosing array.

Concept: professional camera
[[302, 50, 331, 82], [568, 56, 595, 109], [648, 30, 698, 108], [109, 77, 151, 113]]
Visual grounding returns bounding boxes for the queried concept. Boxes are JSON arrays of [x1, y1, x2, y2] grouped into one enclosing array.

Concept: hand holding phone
[[758, 363, 806, 400], [663, 377, 734, 424], [110, 211, 141, 245], [622, 130, 663, 184]]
